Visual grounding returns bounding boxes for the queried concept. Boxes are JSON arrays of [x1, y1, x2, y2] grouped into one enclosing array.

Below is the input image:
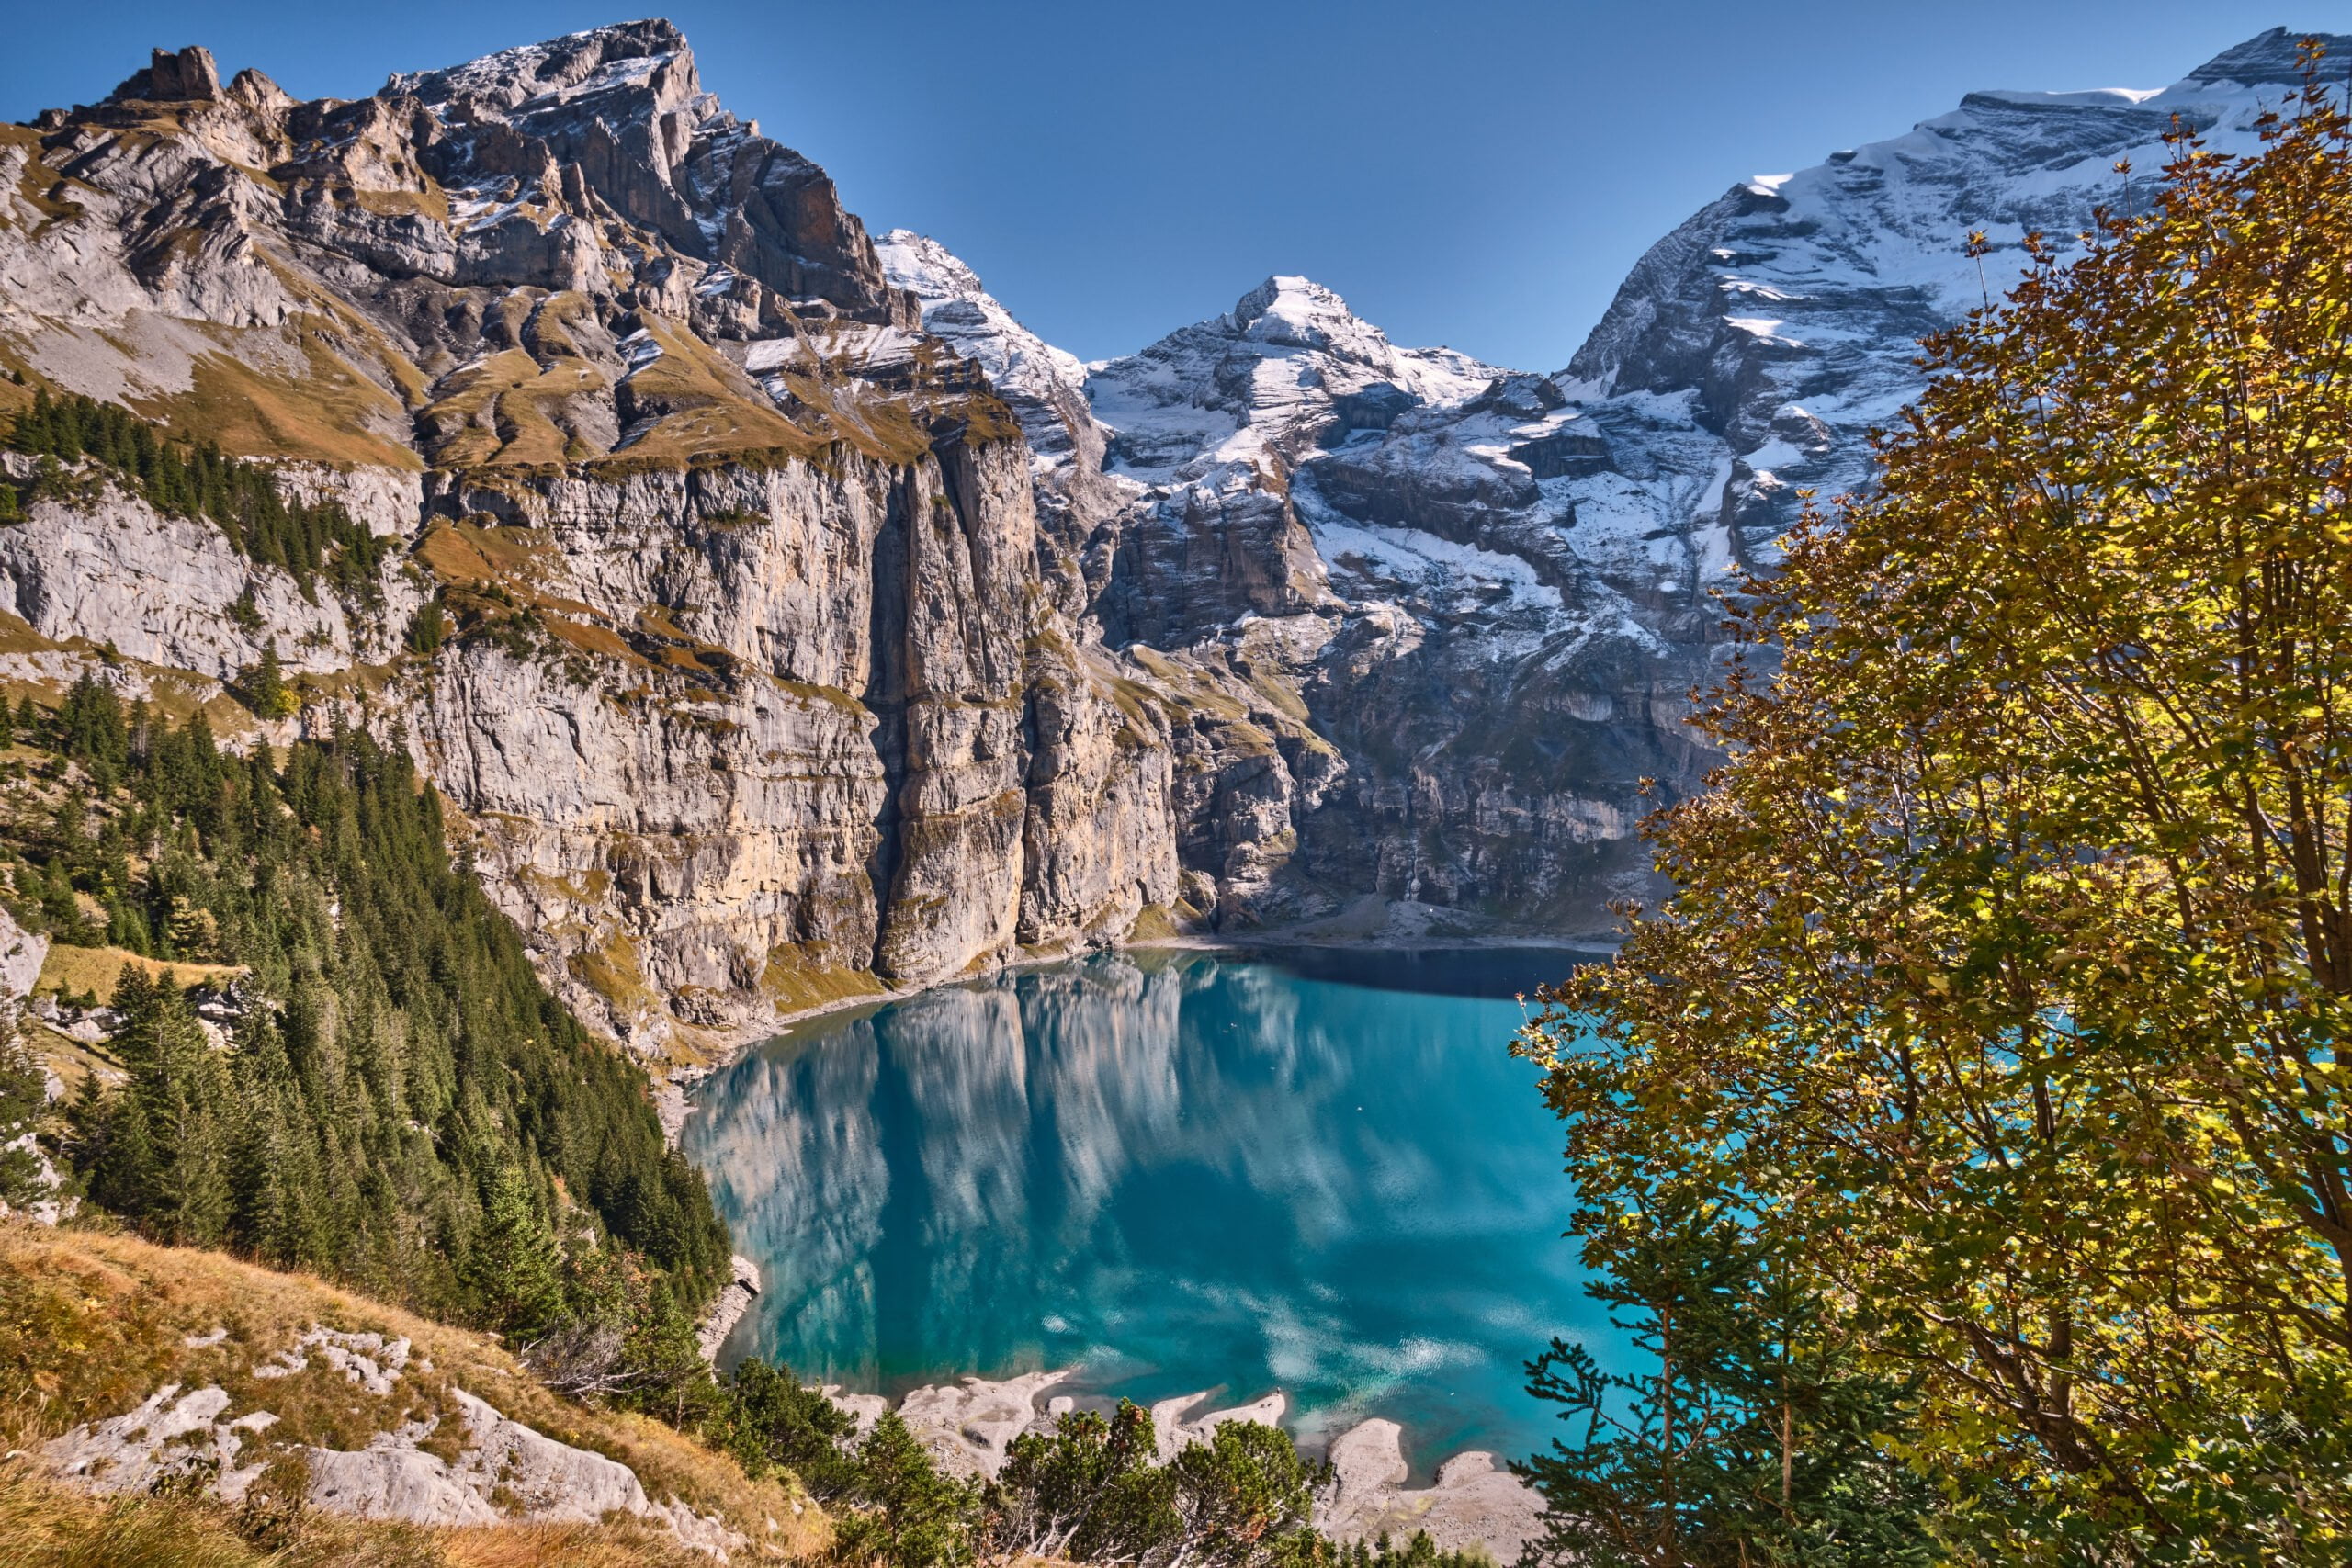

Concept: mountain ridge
[[0, 19, 2339, 1060]]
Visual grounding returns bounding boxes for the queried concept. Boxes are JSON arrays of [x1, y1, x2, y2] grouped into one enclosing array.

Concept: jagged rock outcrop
[[1321, 1418, 1544, 1561], [15, 1218, 797, 1558], [47, 1328, 752, 1542], [0, 21, 2338, 1049], [0, 904, 48, 1003]]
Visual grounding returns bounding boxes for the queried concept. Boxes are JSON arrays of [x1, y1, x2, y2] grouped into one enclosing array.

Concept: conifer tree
[[833, 1412, 983, 1568], [100, 966, 233, 1247], [242, 641, 298, 721], [462, 1163, 565, 1339], [38, 717, 726, 1320], [720, 1359, 861, 1495]]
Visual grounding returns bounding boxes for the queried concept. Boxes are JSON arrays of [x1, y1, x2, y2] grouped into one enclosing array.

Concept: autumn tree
[[1518, 47, 2352, 1561]]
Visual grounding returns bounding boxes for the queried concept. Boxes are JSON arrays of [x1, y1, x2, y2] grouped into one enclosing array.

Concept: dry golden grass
[[0, 1463, 743, 1566], [125, 322, 421, 470], [19, 1018, 122, 1094], [0, 1222, 828, 1562], [348, 182, 453, 225], [571, 929, 657, 1020], [540, 615, 639, 663], [253, 252, 431, 412], [417, 349, 608, 469], [1123, 905, 1182, 944], [757, 949, 888, 1016], [415, 519, 551, 588], [35, 942, 244, 1002], [415, 521, 657, 676], [593, 317, 824, 475], [0, 125, 88, 233]]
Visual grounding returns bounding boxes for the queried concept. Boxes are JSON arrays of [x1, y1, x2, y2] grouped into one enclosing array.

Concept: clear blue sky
[[4, 2, 2344, 367]]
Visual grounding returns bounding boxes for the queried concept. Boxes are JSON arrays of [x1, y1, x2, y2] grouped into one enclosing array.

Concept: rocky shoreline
[[820, 1369, 1545, 1562]]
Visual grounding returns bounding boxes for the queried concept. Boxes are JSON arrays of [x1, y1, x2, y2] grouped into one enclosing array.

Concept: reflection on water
[[682, 950, 1616, 1466]]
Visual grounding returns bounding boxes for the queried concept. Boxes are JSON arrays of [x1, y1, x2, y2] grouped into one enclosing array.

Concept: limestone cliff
[[0, 24, 1203, 1055]]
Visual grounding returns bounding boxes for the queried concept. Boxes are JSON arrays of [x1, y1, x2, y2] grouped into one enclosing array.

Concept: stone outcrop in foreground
[[11, 1220, 816, 1559]]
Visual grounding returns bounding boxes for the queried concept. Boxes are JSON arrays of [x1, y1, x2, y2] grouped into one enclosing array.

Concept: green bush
[[831, 1411, 982, 1568], [720, 1359, 862, 1497]]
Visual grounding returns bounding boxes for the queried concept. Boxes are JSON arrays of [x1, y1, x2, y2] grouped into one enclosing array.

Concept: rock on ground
[[696, 1254, 762, 1362], [41, 1323, 746, 1557], [1318, 1418, 1545, 1562]]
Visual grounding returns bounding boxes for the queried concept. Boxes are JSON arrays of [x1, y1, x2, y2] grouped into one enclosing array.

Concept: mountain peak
[[385, 18, 693, 112], [878, 230, 989, 303], [1229, 276, 1368, 350], [2184, 26, 2352, 88], [106, 45, 222, 105]]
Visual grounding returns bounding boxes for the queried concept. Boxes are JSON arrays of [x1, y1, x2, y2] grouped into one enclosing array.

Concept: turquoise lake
[[681, 947, 1614, 1472]]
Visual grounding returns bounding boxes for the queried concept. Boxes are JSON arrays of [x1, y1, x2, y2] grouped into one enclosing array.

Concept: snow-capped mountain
[[876, 230, 1091, 462], [878, 25, 2352, 923], [1088, 275, 1496, 486]]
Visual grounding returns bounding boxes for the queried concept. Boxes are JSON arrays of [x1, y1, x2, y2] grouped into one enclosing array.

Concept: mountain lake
[[682, 947, 1620, 1473]]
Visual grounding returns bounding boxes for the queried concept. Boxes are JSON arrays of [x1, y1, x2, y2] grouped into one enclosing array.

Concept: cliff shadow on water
[[680, 948, 1625, 1474]]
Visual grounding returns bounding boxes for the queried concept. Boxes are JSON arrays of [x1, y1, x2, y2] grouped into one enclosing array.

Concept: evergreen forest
[[3, 387, 391, 604]]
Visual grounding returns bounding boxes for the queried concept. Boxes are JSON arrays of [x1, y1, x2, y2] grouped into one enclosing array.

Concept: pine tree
[[241, 641, 298, 721], [461, 1163, 565, 1339], [34, 714, 725, 1339], [833, 1412, 982, 1568], [107, 968, 232, 1247], [1514, 1201, 1932, 1568], [617, 1278, 722, 1428], [721, 1359, 862, 1495], [405, 597, 446, 655]]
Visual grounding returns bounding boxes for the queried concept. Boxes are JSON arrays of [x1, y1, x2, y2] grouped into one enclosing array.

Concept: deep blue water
[[681, 948, 1615, 1472]]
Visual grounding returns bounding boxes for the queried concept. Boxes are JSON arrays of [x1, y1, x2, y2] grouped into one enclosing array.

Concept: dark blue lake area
[[681, 948, 1619, 1471]]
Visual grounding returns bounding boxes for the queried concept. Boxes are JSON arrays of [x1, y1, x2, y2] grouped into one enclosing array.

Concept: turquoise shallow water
[[681, 947, 1617, 1472]]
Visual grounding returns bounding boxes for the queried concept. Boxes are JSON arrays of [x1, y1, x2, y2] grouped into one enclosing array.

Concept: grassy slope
[[0, 1219, 829, 1566]]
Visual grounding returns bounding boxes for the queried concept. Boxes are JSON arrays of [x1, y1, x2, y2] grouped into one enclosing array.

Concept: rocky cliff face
[[888, 26, 2352, 933], [0, 22, 1192, 1055], [0, 22, 2336, 1055]]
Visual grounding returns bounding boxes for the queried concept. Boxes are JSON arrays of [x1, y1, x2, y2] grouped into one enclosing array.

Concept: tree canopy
[[1517, 49, 2352, 1563], [6, 701, 727, 1320]]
